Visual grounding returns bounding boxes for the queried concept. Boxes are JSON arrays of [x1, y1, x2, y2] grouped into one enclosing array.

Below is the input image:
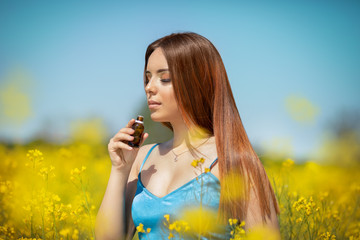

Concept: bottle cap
[[137, 115, 144, 121]]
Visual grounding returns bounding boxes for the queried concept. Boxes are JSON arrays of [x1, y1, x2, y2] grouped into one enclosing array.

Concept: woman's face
[[145, 48, 180, 123]]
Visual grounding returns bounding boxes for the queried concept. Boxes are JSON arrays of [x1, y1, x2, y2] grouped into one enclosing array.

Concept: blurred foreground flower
[[222, 170, 245, 202], [0, 68, 33, 126], [180, 207, 219, 238], [282, 158, 294, 169], [70, 118, 108, 144], [246, 225, 281, 240], [285, 95, 319, 124], [188, 126, 212, 143]]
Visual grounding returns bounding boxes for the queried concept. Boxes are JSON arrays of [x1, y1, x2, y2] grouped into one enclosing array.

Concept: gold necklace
[[171, 137, 211, 162]]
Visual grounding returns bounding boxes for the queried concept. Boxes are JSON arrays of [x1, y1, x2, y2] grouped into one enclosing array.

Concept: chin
[[149, 112, 167, 122]]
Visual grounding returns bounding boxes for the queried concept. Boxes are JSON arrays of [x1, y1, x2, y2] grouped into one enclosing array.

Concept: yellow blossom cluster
[[25, 149, 44, 169], [70, 166, 87, 183], [162, 214, 190, 239], [292, 196, 318, 216], [136, 223, 151, 234], [191, 157, 205, 168], [0, 180, 12, 194], [0, 130, 359, 239], [228, 218, 246, 240], [38, 165, 56, 181], [0, 146, 98, 239], [317, 231, 336, 240], [272, 156, 360, 239], [282, 158, 294, 169], [0, 224, 15, 239]]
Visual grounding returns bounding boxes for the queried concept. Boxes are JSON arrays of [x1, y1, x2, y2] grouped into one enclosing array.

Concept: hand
[[108, 119, 149, 171]]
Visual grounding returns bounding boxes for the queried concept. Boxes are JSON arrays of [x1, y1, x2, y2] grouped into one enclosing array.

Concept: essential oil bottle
[[128, 115, 144, 148]]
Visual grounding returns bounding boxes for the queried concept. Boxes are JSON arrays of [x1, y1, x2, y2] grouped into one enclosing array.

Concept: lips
[[148, 99, 161, 109], [148, 100, 161, 105]]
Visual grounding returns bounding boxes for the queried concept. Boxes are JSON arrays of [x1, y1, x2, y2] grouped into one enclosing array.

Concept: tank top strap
[[209, 157, 218, 170], [139, 143, 159, 172]]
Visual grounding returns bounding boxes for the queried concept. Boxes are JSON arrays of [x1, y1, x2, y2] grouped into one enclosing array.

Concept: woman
[[95, 32, 280, 240]]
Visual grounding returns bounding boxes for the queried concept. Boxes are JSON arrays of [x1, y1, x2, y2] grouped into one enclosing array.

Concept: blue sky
[[0, 0, 359, 160]]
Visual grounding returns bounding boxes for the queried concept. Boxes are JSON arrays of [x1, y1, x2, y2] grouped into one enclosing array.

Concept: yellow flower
[[319, 192, 329, 201], [306, 207, 312, 216], [180, 207, 218, 235], [0, 182, 8, 193], [72, 229, 79, 240], [229, 219, 246, 240], [222, 170, 245, 202], [205, 168, 210, 173], [60, 228, 71, 236], [318, 231, 337, 240], [26, 149, 44, 168], [169, 223, 176, 231], [164, 214, 170, 223], [168, 232, 174, 239], [191, 160, 198, 167], [146, 228, 151, 233], [246, 225, 281, 240], [136, 223, 145, 233], [282, 158, 294, 168], [188, 126, 211, 142], [191, 158, 206, 168], [52, 194, 61, 202], [229, 218, 239, 226]]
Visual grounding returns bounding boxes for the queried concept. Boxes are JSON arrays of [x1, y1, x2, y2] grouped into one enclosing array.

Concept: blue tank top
[[131, 143, 226, 239]]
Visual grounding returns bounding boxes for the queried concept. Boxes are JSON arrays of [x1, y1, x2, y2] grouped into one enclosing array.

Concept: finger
[[112, 132, 134, 142], [139, 132, 149, 146], [108, 140, 133, 151], [125, 118, 136, 128], [118, 127, 135, 135]]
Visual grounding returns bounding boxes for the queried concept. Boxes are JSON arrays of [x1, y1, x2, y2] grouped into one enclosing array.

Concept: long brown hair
[[144, 32, 280, 223]]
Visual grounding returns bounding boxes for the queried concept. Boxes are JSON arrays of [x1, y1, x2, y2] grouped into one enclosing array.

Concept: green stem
[[30, 214, 33, 238], [306, 217, 312, 240], [342, 195, 360, 236], [293, 211, 306, 240], [81, 178, 95, 239], [53, 201, 58, 240], [41, 203, 45, 240], [286, 196, 293, 239]]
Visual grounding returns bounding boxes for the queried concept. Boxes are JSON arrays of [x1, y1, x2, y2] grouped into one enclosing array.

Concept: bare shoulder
[[132, 143, 158, 173]]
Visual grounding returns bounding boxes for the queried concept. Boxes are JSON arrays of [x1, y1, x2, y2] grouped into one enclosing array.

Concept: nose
[[145, 77, 157, 95]]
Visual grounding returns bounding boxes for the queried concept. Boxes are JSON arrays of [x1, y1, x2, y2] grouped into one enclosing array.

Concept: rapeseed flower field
[[0, 135, 359, 239]]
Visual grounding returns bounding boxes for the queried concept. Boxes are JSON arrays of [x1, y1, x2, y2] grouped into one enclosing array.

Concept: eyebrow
[[145, 68, 169, 74]]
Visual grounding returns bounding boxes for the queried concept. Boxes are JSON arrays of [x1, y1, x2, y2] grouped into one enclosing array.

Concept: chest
[[140, 151, 219, 199]]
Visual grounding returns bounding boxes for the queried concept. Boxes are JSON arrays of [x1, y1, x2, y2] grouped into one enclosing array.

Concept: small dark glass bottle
[[128, 115, 144, 148]]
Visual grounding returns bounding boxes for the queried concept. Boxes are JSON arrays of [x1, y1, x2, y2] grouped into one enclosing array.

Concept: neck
[[169, 117, 212, 151]]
